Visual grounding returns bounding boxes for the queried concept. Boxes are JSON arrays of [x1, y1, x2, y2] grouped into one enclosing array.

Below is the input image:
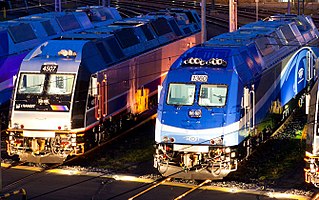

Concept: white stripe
[[157, 118, 240, 136]]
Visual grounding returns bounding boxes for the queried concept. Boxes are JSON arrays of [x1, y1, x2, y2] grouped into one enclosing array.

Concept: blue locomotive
[[154, 14, 319, 179], [0, 6, 121, 111], [6, 9, 201, 163]]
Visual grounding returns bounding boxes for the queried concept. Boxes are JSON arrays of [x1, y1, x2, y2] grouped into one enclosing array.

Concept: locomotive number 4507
[[41, 64, 58, 73], [191, 75, 208, 82]]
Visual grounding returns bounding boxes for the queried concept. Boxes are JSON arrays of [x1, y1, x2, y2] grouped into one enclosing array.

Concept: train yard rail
[[2, 0, 317, 36], [1, 0, 313, 27], [1, 111, 157, 193], [1, 166, 313, 199], [1, 108, 316, 199]]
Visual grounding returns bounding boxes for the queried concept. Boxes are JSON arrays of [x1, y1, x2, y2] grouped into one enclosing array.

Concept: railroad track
[[1, 0, 314, 30], [1, 110, 157, 193], [1, 108, 312, 199], [0, 0, 292, 27], [127, 178, 212, 200]]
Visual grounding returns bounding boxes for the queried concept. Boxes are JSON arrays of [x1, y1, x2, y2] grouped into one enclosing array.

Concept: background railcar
[[0, 6, 121, 115], [154, 14, 319, 180], [6, 9, 202, 163]]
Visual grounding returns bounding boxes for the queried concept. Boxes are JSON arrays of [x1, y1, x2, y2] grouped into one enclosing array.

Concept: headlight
[[188, 110, 195, 116], [194, 109, 202, 117], [13, 123, 19, 129], [210, 137, 223, 145], [188, 109, 202, 118], [162, 136, 169, 143]]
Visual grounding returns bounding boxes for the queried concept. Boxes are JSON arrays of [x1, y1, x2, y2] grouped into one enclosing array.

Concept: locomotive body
[[154, 14, 319, 179], [6, 9, 202, 163]]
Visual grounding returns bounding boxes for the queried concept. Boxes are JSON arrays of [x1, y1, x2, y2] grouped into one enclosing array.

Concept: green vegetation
[[227, 136, 305, 185]]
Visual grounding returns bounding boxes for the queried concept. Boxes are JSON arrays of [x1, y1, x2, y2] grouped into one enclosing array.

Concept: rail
[[127, 178, 212, 200], [1, 111, 157, 193], [128, 177, 172, 200], [173, 179, 212, 200], [0, 188, 27, 200]]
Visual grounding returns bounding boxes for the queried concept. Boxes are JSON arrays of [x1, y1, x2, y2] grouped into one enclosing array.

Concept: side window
[[87, 76, 97, 110]]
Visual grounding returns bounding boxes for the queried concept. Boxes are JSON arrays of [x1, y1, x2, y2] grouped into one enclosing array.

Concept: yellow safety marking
[[128, 177, 171, 200], [11, 165, 43, 172], [46, 169, 81, 175], [1, 163, 11, 168], [174, 179, 211, 200], [305, 151, 319, 158]]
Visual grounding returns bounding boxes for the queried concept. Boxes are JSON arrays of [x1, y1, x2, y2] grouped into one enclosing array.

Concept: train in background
[[0, 6, 121, 113], [304, 78, 319, 187], [6, 8, 202, 163], [154, 14, 319, 179]]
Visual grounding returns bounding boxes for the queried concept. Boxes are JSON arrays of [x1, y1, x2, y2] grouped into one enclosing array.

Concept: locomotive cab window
[[167, 83, 195, 106], [18, 73, 45, 94], [198, 84, 227, 107], [47, 74, 75, 95]]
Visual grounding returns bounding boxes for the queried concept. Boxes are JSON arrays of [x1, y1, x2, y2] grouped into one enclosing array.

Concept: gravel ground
[[3, 112, 318, 198]]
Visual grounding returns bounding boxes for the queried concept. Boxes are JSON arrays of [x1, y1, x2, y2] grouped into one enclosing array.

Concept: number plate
[[191, 75, 208, 82], [41, 64, 58, 73]]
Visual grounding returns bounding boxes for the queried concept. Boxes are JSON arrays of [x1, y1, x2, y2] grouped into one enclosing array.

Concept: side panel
[[306, 80, 319, 154], [93, 33, 201, 121], [71, 65, 91, 129]]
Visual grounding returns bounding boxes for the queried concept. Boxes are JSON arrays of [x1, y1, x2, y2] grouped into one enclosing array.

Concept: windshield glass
[[18, 73, 45, 94], [167, 83, 195, 106], [47, 74, 74, 95], [198, 84, 227, 107]]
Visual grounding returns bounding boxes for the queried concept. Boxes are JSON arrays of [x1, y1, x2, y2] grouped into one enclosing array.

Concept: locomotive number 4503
[[191, 75, 208, 82]]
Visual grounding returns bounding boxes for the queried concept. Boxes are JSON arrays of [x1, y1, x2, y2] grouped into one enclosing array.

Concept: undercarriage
[[154, 143, 238, 180], [7, 130, 84, 163], [304, 152, 319, 188]]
